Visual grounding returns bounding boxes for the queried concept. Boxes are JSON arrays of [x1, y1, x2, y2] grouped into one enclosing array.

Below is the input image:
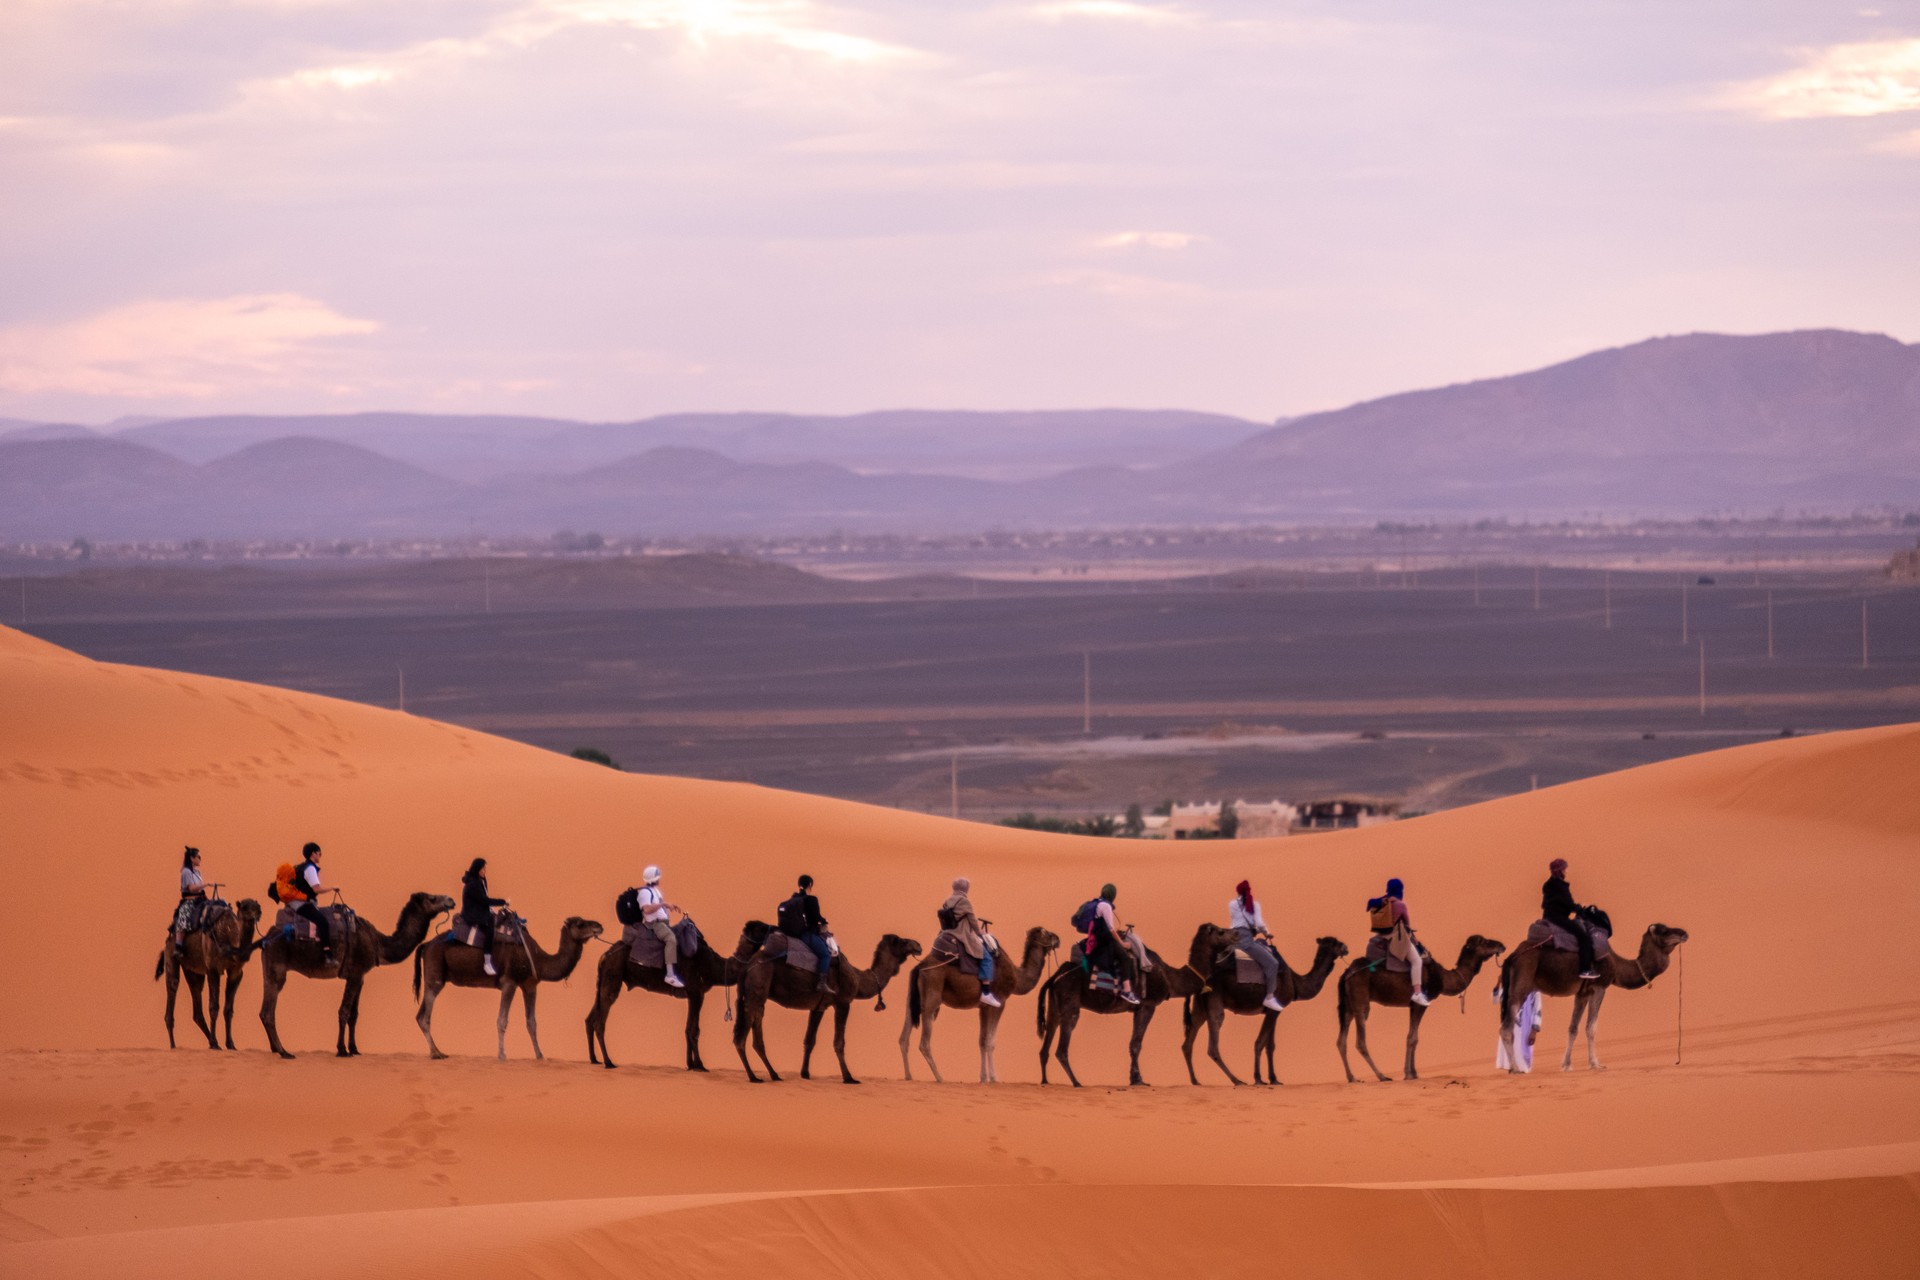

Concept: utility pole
[[1697, 638, 1706, 718], [1082, 650, 1092, 734], [1603, 569, 1612, 631], [1767, 589, 1775, 660]]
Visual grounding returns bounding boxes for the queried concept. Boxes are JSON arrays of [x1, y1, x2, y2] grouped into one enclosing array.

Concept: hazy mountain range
[[2, 330, 1914, 541]]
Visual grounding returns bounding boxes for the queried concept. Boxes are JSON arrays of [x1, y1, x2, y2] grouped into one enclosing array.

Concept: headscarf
[[1235, 879, 1254, 913], [1100, 883, 1117, 902], [952, 876, 970, 893], [1549, 858, 1568, 876], [1385, 878, 1404, 899]]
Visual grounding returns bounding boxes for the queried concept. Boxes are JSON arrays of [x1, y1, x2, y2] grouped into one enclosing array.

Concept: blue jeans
[[798, 932, 833, 980], [978, 945, 996, 986]]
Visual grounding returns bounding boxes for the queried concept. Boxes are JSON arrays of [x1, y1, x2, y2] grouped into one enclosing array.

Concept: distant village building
[[1888, 540, 1920, 581], [1294, 799, 1399, 831], [1136, 813, 1172, 839], [1169, 802, 1221, 839], [1233, 800, 1299, 838]]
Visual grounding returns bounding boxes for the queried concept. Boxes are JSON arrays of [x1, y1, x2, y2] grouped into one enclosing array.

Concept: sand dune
[[2, 624, 1916, 1276]]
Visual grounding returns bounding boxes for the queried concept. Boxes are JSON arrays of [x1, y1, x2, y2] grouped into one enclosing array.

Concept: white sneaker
[[482, 957, 496, 976], [1262, 996, 1284, 1013], [664, 970, 685, 988], [1410, 991, 1432, 1006], [979, 991, 1002, 1008]]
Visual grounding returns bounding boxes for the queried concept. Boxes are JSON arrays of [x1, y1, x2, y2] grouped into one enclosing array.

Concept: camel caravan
[[157, 845, 1687, 1083]]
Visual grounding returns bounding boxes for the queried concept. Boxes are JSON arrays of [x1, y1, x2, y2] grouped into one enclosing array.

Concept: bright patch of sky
[[0, 1, 1914, 423]]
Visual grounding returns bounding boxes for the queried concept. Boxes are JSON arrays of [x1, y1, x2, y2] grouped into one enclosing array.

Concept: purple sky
[[2, 1, 1916, 425]]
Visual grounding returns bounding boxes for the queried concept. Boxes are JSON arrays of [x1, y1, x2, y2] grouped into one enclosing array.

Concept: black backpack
[[777, 893, 810, 936], [615, 887, 643, 926]]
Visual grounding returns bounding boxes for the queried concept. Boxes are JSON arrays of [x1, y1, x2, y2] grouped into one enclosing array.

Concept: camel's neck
[[375, 903, 434, 966], [1612, 936, 1672, 989], [1158, 951, 1208, 997], [1011, 935, 1053, 996], [1290, 945, 1340, 1000], [537, 932, 588, 982], [853, 946, 904, 999], [1436, 945, 1490, 996]]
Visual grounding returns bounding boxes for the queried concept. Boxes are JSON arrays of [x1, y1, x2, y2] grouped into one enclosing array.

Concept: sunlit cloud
[[1727, 38, 1920, 119], [1028, 1, 1192, 25], [0, 295, 380, 399], [288, 64, 398, 91], [1094, 230, 1204, 250], [542, 0, 917, 63]]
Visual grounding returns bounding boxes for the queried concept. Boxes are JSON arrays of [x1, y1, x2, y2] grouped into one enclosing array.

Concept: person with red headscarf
[[1227, 880, 1284, 1012]]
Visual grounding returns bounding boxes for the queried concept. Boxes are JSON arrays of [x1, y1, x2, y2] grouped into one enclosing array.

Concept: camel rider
[[1368, 878, 1429, 1006], [942, 877, 1000, 1008], [778, 875, 835, 995], [459, 857, 509, 978], [172, 845, 207, 957], [639, 865, 685, 988], [1228, 879, 1284, 1013], [291, 842, 334, 962], [1543, 858, 1602, 980], [1086, 884, 1141, 1005]]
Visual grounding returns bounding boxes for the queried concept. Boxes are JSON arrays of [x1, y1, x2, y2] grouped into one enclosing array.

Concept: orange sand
[[2, 623, 1916, 1277]]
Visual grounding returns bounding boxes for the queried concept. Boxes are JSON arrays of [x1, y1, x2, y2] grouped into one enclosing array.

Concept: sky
[[1, 0, 1917, 426]]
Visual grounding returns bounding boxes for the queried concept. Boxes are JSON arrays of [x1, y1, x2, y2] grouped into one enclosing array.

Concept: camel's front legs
[[732, 1002, 763, 1082], [684, 988, 706, 1072], [337, 974, 363, 1058], [162, 955, 181, 1048], [979, 1004, 1004, 1083], [1403, 1002, 1427, 1080], [220, 967, 243, 1050], [586, 980, 619, 1068], [259, 963, 295, 1059], [416, 979, 449, 1059], [831, 1002, 859, 1084], [1180, 1000, 1204, 1085], [495, 979, 516, 1060], [800, 1005, 827, 1080], [185, 970, 217, 1049], [522, 983, 545, 1061], [1053, 1007, 1084, 1088], [1582, 987, 1606, 1070], [1562, 989, 1589, 1072], [1206, 1001, 1243, 1086], [918, 1000, 946, 1084], [1128, 1004, 1157, 1087]]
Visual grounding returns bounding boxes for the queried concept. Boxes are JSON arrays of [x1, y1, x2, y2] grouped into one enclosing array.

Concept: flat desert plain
[[1, 622, 1916, 1278]]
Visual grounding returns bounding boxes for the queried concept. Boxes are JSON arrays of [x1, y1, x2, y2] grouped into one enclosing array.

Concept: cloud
[[1027, 1, 1192, 25], [1093, 230, 1204, 250], [0, 294, 380, 399], [1727, 37, 1920, 119]]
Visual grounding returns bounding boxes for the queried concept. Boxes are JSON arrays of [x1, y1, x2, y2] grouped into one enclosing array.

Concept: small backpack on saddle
[[615, 887, 644, 926], [1070, 898, 1102, 935], [1367, 897, 1395, 932], [272, 862, 303, 904], [776, 893, 810, 937]]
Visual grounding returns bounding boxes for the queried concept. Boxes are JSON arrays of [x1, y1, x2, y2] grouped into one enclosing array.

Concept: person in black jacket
[[461, 857, 509, 978], [1542, 858, 1600, 979], [778, 874, 835, 994], [292, 842, 333, 962]]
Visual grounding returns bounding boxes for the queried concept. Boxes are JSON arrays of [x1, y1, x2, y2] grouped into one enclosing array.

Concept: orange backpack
[[274, 862, 306, 903]]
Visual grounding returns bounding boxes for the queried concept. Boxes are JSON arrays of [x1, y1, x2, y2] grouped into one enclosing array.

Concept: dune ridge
[[2, 624, 1916, 1276]]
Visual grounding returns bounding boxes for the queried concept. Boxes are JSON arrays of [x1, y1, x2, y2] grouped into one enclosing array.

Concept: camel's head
[[881, 933, 923, 962], [1316, 935, 1350, 961], [236, 898, 263, 927], [414, 892, 458, 918], [741, 919, 774, 947], [563, 917, 604, 942], [1026, 926, 1062, 953], [1466, 935, 1507, 963], [1647, 923, 1689, 950], [1189, 922, 1238, 969]]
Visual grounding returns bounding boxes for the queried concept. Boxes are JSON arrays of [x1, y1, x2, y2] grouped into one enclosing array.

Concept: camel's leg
[[336, 974, 360, 1058], [205, 969, 224, 1050], [1404, 1001, 1427, 1080], [496, 978, 515, 1061], [1562, 988, 1588, 1072], [1583, 987, 1606, 1071], [416, 978, 449, 1060], [685, 988, 706, 1071], [919, 996, 946, 1084], [1351, 990, 1390, 1083], [980, 1004, 1006, 1084], [1128, 1003, 1158, 1087], [1335, 979, 1358, 1083], [1256, 1011, 1280, 1085], [586, 975, 620, 1068], [221, 965, 243, 1050], [185, 970, 217, 1049], [751, 1004, 781, 1082], [800, 1005, 827, 1080], [1180, 998, 1203, 1085], [897, 988, 917, 1081], [831, 1002, 859, 1085], [1205, 1000, 1243, 1086], [522, 982, 544, 1061], [1054, 1005, 1083, 1089], [259, 960, 294, 1060], [1038, 994, 1057, 1085], [162, 953, 181, 1049], [732, 998, 763, 1083]]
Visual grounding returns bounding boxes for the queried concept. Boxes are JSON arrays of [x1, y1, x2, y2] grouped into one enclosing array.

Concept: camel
[[733, 934, 923, 1084], [1336, 934, 1507, 1082], [1181, 935, 1349, 1086], [412, 916, 604, 1060], [1036, 924, 1236, 1087], [256, 892, 454, 1059], [154, 898, 263, 1050], [1498, 922, 1689, 1073], [899, 925, 1060, 1083], [584, 919, 773, 1070]]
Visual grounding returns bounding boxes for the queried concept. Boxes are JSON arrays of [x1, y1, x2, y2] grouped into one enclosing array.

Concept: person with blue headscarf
[[1367, 877, 1430, 1006]]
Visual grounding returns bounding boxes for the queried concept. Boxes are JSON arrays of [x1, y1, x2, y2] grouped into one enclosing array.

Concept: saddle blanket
[[624, 918, 704, 969], [1363, 934, 1431, 974], [174, 899, 229, 934], [1232, 947, 1270, 987], [449, 912, 525, 949], [763, 931, 835, 973], [931, 929, 1000, 978], [274, 903, 355, 946], [1527, 917, 1612, 959]]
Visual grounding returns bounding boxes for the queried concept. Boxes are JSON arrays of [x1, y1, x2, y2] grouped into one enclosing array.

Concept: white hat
[[643, 865, 661, 884]]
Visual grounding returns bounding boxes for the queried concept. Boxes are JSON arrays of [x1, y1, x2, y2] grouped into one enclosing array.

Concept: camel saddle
[[274, 903, 355, 947], [761, 930, 834, 974], [1527, 917, 1612, 959], [174, 898, 229, 934], [1363, 934, 1431, 974], [624, 918, 703, 969], [1231, 948, 1268, 986], [449, 910, 526, 949], [931, 929, 998, 978]]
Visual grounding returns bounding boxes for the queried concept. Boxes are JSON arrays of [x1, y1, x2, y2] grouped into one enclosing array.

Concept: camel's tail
[[412, 947, 424, 1003], [1497, 951, 1518, 1026], [1336, 968, 1352, 1026], [153, 949, 166, 981], [1181, 993, 1194, 1033], [906, 963, 923, 1028], [1034, 970, 1054, 1038]]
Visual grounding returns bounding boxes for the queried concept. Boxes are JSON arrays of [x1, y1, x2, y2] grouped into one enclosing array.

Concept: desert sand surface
[[2, 622, 1916, 1277]]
